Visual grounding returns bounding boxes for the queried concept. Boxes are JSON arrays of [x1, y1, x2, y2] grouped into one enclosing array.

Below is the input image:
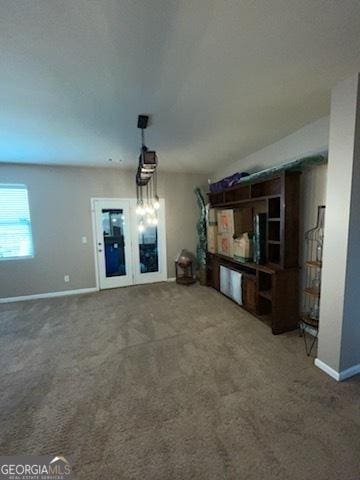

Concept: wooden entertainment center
[[207, 171, 300, 334]]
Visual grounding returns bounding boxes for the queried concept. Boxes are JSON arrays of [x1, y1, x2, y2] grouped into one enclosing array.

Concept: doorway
[[92, 198, 167, 289]]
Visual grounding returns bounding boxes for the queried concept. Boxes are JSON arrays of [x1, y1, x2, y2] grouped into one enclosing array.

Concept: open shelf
[[268, 196, 281, 218], [258, 270, 272, 290], [268, 220, 281, 242], [211, 195, 278, 209], [251, 177, 281, 198], [208, 191, 224, 206], [259, 290, 272, 300], [258, 270, 273, 301], [268, 243, 281, 264], [305, 260, 322, 268], [258, 296, 272, 315], [301, 314, 319, 328], [224, 185, 250, 203], [214, 253, 277, 273]]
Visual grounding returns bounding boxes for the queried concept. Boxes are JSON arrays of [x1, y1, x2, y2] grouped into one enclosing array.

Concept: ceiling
[[0, 0, 360, 173]]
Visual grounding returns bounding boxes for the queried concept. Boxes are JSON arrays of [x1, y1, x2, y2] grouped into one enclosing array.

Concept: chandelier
[[135, 115, 160, 232]]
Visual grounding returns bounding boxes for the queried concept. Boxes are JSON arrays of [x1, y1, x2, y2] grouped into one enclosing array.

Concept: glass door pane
[[102, 209, 126, 277], [94, 199, 133, 289], [139, 225, 159, 273], [131, 198, 167, 285]]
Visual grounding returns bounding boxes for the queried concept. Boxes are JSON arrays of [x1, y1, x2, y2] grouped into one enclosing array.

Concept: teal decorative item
[[194, 187, 207, 285]]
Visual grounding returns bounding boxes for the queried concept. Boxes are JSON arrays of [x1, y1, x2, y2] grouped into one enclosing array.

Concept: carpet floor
[[0, 282, 359, 479]]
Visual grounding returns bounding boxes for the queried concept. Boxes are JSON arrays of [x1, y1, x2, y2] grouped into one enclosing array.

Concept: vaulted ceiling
[[1, 0, 360, 173]]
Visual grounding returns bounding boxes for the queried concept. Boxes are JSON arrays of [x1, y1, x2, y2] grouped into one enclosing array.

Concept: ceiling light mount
[[135, 115, 160, 230], [137, 115, 149, 130]]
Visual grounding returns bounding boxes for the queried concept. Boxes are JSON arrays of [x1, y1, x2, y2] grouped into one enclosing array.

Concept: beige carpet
[[0, 282, 359, 479]]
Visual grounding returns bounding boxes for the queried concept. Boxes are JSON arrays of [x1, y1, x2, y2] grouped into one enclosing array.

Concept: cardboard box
[[217, 233, 234, 257], [234, 233, 253, 262], [217, 210, 233, 234], [208, 208, 217, 225], [217, 208, 253, 236], [207, 225, 218, 253]]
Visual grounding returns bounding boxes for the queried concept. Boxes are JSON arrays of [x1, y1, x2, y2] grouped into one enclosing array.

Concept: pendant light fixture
[[135, 115, 159, 231]]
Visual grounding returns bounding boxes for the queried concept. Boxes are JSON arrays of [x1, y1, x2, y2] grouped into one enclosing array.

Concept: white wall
[[213, 116, 329, 180], [317, 73, 360, 374]]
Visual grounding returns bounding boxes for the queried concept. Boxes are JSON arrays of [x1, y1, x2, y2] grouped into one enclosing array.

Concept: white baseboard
[[315, 358, 360, 381], [314, 359, 341, 380], [338, 364, 360, 381], [0, 287, 98, 304], [1, 281, 178, 303]]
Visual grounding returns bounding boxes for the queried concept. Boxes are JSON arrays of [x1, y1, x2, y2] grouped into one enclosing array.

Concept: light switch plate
[[81, 236, 87, 244]]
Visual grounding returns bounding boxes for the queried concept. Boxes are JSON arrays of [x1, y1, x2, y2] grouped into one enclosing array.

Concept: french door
[[92, 198, 167, 289]]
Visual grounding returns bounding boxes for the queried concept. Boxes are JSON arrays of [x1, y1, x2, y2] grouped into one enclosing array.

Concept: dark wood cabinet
[[207, 171, 300, 334], [242, 274, 257, 313]]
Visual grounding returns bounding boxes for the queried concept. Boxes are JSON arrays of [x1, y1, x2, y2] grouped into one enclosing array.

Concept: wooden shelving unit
[[207, 171, 300, 335]]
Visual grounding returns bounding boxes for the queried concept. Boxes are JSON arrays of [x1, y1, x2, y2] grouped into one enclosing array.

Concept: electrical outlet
[[64, 275, 70, 283], [81, 236, 87, 244]]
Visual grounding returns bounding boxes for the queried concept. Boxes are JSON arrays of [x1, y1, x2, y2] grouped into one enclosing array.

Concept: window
[[0, 184, 34, 260]]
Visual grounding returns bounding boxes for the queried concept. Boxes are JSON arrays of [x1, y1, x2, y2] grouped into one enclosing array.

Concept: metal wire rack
[[300, 205, 325, 356]]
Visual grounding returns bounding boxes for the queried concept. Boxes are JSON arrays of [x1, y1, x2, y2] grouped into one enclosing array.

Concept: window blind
[[0, 184, 34, 259]]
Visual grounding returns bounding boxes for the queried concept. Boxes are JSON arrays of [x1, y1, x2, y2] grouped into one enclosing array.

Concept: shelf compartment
[[224, 185, 250, 203], [258, 296, 272, 315], [259, 290, 272, 300], [301, 314, 319, 328], [251, 178, 281, 198], [268, 197, 281, 218], [258, 270, 272, 291], [209, 192, 224, 206], [268, 220, 281, 242], [268, 243, 281, 264]]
